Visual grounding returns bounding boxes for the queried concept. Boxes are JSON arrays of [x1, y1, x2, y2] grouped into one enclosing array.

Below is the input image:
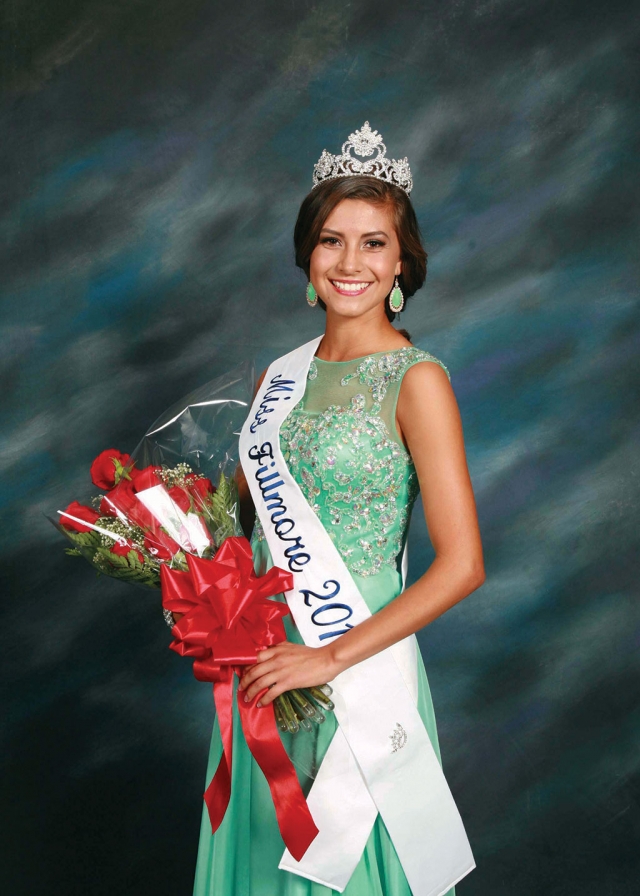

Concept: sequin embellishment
[[281, 398, 417, 575], [277, 348, 446, 577], [340, 348, 450, 412]]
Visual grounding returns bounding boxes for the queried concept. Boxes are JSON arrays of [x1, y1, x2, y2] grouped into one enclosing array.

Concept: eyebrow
[[320, 228, 390, 238]]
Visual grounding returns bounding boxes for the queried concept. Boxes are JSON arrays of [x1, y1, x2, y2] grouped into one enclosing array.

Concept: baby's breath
[[96, 516, 146, 548], [157, 462, 205, 489], [92, 551, 110, 572]]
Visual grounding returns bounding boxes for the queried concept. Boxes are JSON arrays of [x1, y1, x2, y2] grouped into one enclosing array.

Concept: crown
[[312, 121, 413, 195]]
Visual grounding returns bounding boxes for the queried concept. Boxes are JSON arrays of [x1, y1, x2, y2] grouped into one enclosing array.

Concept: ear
[[395, 260, 402, 277]]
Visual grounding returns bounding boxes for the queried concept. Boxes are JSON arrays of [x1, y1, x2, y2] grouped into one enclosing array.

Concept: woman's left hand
[[238, 642, 340, 707]]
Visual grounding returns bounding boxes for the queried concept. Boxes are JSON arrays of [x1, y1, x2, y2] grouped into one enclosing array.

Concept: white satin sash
[[239, 337, 475, 895]]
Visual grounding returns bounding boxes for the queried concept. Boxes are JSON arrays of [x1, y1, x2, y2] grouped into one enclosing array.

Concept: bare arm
[[239, 360, 485, 705], [326, 360, 485, 671]]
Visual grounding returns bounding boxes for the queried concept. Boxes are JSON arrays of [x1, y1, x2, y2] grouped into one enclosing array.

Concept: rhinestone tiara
[[312, 121, 413, 195]]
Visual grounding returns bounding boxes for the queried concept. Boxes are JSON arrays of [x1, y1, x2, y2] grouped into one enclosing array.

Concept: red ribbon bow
[[160, 536, 318, 861]]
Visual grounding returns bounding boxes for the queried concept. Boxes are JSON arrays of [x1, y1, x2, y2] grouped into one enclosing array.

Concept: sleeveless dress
[[193, 347, 456, 896]]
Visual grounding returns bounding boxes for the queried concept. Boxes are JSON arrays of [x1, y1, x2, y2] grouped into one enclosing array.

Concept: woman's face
[[309, 199, 402, 320]]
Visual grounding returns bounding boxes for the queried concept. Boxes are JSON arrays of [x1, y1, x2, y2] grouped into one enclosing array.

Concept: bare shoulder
[[403, 356, 451, 387], [398, 357, 455, 409], [396, 358, 462, 447], [397, 356, 483, 585]]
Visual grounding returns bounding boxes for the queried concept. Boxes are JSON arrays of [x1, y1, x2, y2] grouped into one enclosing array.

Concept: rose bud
[[100, 479, 156, 530], [131, 466, 163, 491], [90, 449, 133, 490], [186, 476, 215, 503], [167, 486, 192, 513], [60, 501, 101, 533]]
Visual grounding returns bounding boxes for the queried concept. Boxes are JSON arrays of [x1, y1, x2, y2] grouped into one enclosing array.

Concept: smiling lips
[[330, 280, 373, 296]]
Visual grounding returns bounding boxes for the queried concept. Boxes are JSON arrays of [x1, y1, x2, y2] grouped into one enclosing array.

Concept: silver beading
[[312, 122, 413, 195]]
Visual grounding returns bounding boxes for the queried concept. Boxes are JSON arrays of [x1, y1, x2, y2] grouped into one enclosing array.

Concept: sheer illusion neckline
[[313, 347, 412, 365]]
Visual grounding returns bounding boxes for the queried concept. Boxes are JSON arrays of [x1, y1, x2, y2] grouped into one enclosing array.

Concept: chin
[[328, 302, 373, 319], [325, 293, 383, 318]]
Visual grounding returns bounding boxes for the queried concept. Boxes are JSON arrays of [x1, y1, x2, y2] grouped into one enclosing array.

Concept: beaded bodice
[[253, 347, 451, 578]]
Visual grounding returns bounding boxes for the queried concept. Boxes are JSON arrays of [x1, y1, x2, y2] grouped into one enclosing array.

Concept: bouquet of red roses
[[58, 450, 239, 587], [51, 364, 332, 860], [56, 455, 333, 734], [58, 449, 333, 730]]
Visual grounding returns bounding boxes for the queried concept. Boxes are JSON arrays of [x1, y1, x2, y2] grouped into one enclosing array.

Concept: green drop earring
[[306, 282, 318, 307], [389, 276, 404, 313]]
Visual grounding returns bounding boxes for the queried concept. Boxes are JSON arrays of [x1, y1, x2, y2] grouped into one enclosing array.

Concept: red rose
[[131, 466, 162, 492], [143, 529, 181, 561], [90, 449, 133, 490], [110, 541, 144, 563], [100, 479, 156, 530], [60, 501, 101, 533], [167, 486, 192, 513], [186, 476, 215, 503]]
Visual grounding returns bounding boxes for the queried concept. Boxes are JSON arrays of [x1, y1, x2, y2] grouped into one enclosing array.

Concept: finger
[[238, 662, 257, 681], [256, 644, 290, 664], [257, 683, 283, 707], [239, 649, 282, 689], [245, 675, 279, 701], [244, 673, 281, 702], [239, 660, 274, 691]]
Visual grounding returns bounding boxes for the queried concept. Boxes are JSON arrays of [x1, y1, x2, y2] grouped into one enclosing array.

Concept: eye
[[365, 239, 385, 249], [320, 236, 340, 246]]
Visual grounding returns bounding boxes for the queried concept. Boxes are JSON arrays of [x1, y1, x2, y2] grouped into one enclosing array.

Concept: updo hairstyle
[[293, 176, 427, 322]]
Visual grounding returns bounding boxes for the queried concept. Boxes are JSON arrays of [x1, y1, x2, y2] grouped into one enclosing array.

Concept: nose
[[336, 241, 363, 275]]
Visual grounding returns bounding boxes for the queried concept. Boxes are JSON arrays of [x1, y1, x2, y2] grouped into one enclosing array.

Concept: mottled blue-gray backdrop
[[2, 1, 639, 893]]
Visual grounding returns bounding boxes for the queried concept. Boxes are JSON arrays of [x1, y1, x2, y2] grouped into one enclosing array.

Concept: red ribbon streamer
[[160, 536, 319, 861]]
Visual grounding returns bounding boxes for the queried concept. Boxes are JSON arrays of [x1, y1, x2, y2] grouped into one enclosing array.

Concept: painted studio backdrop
[[1, 1, 638, 894]]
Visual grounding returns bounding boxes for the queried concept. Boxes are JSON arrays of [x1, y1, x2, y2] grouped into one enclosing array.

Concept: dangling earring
[[389, 276, 404, 313], [306, 282, 318, 307]]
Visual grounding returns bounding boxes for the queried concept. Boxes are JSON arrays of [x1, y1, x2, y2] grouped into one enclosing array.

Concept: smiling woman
[[294, 176, 427, 323], [193, 124, 484, 896]]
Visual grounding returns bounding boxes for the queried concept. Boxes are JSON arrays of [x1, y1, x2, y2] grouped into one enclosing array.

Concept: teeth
[[332, 281, 370, 292]]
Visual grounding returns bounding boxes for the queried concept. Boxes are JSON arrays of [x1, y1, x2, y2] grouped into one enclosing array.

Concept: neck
[[316, 306, 411, 362]]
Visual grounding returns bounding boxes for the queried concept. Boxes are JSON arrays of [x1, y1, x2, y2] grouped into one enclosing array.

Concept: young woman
[[193, 124, 485, 896]]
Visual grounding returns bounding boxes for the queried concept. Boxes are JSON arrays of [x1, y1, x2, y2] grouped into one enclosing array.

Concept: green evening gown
[[193, 347, 456, 896]]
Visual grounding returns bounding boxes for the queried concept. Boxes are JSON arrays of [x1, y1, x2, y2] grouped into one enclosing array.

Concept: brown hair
[[293, 176, 427, 321]]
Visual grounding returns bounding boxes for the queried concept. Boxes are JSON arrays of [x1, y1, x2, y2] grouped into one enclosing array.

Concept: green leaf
[[66, 529, 101, 549], [206, 472, 241, 547]]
